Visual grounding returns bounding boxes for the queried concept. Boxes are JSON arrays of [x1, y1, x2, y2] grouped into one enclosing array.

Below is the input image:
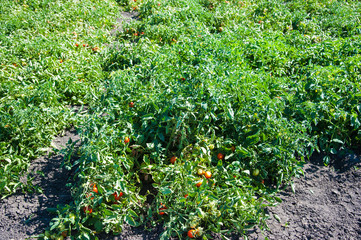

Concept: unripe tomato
[[188, 229, 196, 238], [124, 137, 130, 144], [170, 156, 177, 164], [252, 169, 260, 176], [129, 102, 134, 108], [217, 153, 224, 160], [44, 230, 51, 238], [56, 236, 64, 240], [69, 213, 76, 222], [208, 144, 214, 150], [205, 171, 212, 179]]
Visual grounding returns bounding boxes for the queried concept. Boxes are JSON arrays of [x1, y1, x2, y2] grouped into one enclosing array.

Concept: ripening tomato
[[231, 146, 235, 152], [205, 171, 212, 179], [124, 137, 130, 144], [181, 77, 185, 81], [93, 184, 98, 193], [61, 231, 68, 237], [188, 229, 196, 238], [196, 180, 203, 187], [170, 156, 177, 164], [197, 169, 204, 176], [129, 102, 134, 107], [217, 153, 224, 160]]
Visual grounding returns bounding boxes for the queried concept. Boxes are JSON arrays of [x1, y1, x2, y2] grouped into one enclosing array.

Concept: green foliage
[[49, 0, 360, 239], [2, 0, 361, 239], [0, 0, 119, 196]]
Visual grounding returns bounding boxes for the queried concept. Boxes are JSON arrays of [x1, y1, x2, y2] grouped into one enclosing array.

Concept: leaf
[[331, 139, 343, 144], [227, 103, 234, 120], [160, 187, 173, 195], [94, 220, 103, 232], [246, 133, 260, 145], [125, 215, 137, 227], [274, 214, 281, 223], [201, 102, 208, 110], [128, 209, 139, 218]]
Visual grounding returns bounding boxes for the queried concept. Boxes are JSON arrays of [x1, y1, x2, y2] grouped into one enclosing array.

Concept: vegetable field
[[1, 0, 360, 239]]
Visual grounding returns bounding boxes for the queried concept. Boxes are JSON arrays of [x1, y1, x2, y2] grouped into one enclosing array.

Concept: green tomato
[[252, 169, 260, 177], [44, 230, 51, 237], [69, 213, 76, 222]]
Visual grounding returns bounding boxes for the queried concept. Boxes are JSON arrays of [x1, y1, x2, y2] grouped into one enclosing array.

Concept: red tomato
[[129, 102, 134, 108], [205, 171, 212, 179], [83, 206, 92, 214], [93, 184, 98, 193], [217, 153, 224, 160], [184, 194, 188, 198], [124, 137, 130, 144], [159, 204, 167, 215], [170, 156, 177, 164], [75, 43, 79, 47], [187, 229, 196, 238], [113, 192, 123, 201]]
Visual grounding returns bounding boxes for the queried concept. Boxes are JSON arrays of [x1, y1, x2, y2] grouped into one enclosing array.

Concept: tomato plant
[[4, 0, 359, 239]]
